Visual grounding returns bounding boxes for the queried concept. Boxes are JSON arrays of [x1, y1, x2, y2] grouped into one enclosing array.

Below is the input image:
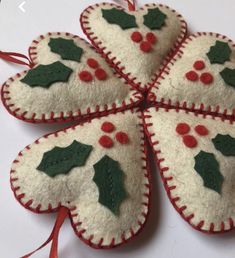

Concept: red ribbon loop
[[125, 0, 136, 11], [0, 51, 34, 68], [21, 207, 69, 258]]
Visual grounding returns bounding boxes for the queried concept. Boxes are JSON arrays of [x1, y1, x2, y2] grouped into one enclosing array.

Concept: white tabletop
[[1, 0, 235, 257]]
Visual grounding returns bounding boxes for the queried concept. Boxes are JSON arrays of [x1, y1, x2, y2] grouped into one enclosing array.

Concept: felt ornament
[[1, 32, 143, 123], [80, 2, 187, 91], [148, 32, 235, 117], [143, 107, 235, 233], [10, 109, 150, 256]]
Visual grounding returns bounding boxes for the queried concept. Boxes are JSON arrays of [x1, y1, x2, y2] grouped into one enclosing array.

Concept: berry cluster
[[175, 122, 209, 148], [130, 31, 157, 53], [78, 58, 108, 82], [98, 121, 129, 148], [185, 60, 214, 85]]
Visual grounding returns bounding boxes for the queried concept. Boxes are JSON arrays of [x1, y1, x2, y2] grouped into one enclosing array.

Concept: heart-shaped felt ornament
[[143, 106, 235, 233], [80, 2, 187, 91], [1, 32, 143, 123], [148, 32, 235, 117], [10, 109, 150, 255]]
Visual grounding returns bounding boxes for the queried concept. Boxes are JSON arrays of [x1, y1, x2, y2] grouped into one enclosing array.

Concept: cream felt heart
[[1, 32, 143, 123], [10, 109, 150, 248], [143, 107, 235, 233], [148, 32, 235, 117], [80, 2, 187, 91]]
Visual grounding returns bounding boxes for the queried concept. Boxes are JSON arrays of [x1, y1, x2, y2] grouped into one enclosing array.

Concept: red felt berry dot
[[99, 135, 114, 148], [116, 132, 129, 144], [95, 68, 107, 80], [183, 135, 198, 148], [79, 71, 93, 82], [195, 125, 209, 136], [185, 71, 199, 81], [101, 122, 115, 133], [140, 41, 152, 53], [176, 123, 190, 135], [146, 32, 157, 44], [193, 60, 205, 70], [131, 31, 143, 43], [87, 58, 99, 69], [200, 72, 213, 85]]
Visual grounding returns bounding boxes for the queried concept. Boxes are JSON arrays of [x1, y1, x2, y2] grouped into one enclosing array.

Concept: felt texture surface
[[37, 140, 93, 177], [143, 8, 167, 30], [212, 134, 235, 156], [93, 155, 127, 216], [144, 107, 235, 232], [2, 32, 142, 122], [220, 68, 235, 88], [207, 41, 232, 64], [148, 33, 235, 115], [80, 3, 187, 91], [10, 110, 150, 247], [20, 61, 73, 88]]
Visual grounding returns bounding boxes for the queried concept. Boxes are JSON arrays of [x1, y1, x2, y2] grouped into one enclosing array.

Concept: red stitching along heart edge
[[142, 106, 235, 234], [148, 32, 235, 120], [1, 32, 144, 124], [80, 2, 188, 92], [10, 108, 152, 249]]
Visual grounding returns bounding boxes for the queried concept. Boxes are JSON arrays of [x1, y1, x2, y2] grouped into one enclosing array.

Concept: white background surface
[[0, 0, 235, 257]]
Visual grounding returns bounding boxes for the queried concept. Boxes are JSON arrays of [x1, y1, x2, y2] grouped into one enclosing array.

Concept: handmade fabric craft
[[1, 32, 143, 123], [80, 2, 187, 91], [148, 32, 235, 116], [11, 109, 150, 256], [143, 107, 235, 233]]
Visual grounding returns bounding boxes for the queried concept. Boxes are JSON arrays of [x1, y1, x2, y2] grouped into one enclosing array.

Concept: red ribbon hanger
[[21, 207, 69, 258], [0, 51, 34, 68], [125, 0, 136, 11]]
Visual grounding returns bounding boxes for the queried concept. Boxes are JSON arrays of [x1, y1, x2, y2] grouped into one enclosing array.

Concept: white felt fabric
[[145, 107, 235, 232], [3, 33, 142, 121], [149, 33, 235, 115], [11, 110, 149, 246], [81, 3, 186, 90]]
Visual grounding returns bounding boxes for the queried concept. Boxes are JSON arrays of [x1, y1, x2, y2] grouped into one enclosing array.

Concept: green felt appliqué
[[102, 8, 138, 30], [37, 140, 93, 177], [207, 41, 232, 64], [93, 155, 127, 215], [212, 134, 235, 156], [220, 68, 235, 88], [143, 8, 167, 30], [21, 61, 73, 88], [48, 38, 83, 62], [194, 151, 224, 194]]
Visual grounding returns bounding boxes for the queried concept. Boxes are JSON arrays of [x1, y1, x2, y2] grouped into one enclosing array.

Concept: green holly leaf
[[212, 134, 235, 156], [220, 68, 235, 88], [102, 8, 138, 30], [37, 140, 93, 177], [21, 61, 73, 88], [143, 8, 167, 30], [93, 155, 127, 215], [48, 38, 83, 62], [207, 41, 231, 64], [194, 151, 223, 194]]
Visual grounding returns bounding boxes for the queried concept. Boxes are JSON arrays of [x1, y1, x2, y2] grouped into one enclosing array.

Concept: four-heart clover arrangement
[[1, 1, 235, 258]]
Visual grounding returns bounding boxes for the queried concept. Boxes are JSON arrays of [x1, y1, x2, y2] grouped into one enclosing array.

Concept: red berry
[[185, 71, 199, 81], [195, 125, 209, 136], [99, 135, 114, 148], [140, 41, 152, 53], [183, 135, 198, 148], [79, 71, 93, 82], [146, 32, 157, 44], [176, 123, 190, 135], [87, 58, 99, 69], [101, 122, 115, 133], [131, 31, 143, 43], [200, 72, 213, 85], [116, 132, 129, 144], [193, 60, 205, 70], [95, 68, 107, 80]]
